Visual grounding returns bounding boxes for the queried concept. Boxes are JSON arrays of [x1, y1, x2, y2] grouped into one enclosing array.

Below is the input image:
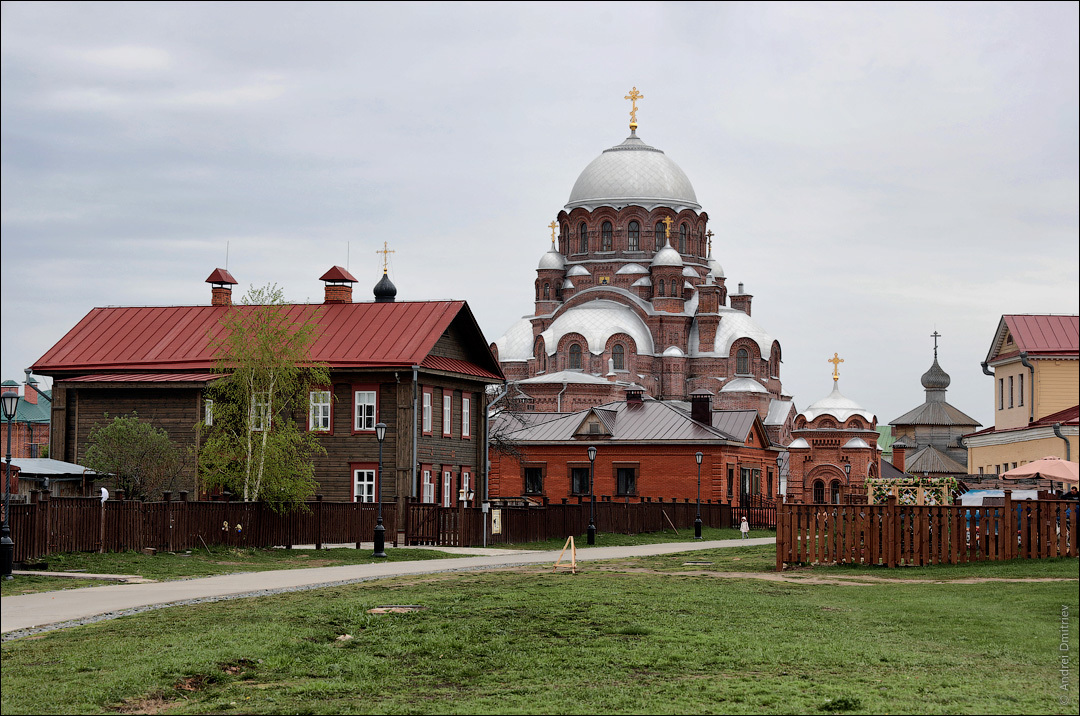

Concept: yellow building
[[965, 315, 1078, 475]]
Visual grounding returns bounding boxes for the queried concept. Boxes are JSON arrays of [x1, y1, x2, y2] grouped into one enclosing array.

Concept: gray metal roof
[[905, 445, 968, 475], [11, 458, 98, 476], [890, 399, 980, 427]]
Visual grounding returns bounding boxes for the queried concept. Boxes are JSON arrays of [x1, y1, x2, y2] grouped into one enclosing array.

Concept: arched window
[[654, 221, 665, 250], [569, 344, 582, 370], [579, 222, 588, 253], [627, 221, 640, 251], [830, 480, 842, 504], [679, 223, 688, 253], [813, 480, 825, 504], [658, 279, 665, 297], [612, 344, 625, 371], [543, 283, 550, 299], [601, 221, 613, 251], [736, 348, 750, 374]]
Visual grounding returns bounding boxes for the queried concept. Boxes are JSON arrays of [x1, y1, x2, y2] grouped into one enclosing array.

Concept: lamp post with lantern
[[694, 451, 704, 539], [373, 422, 388, 558], [587, 445, 597, 545], [1, 390, 19, 579]]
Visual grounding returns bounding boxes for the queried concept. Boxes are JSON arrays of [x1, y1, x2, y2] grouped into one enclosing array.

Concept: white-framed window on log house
[[309, 389, 332, 432], [422, 386, 433, 435], [442, 470, 453, 506], [250, 392, 269, 432], [352, 465, 376, 503], [352, 385, 377, 433], [443, 393, 452, 437], [462, 396, 471, 439], [421, 466, 435, 504], [204, 399, 214, 427], [461, 469, 471, 501]]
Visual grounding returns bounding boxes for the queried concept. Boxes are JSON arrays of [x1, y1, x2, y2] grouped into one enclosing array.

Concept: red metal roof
[[33, 301, 503, 380], [64, 373, 223, 383], [420, 355, 502, 380], [991, 315, 1079, 362], [205, 268, 238, 285], [319, 265, 358, 283]]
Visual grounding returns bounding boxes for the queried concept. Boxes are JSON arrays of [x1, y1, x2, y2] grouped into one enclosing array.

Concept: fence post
[[1003, 489, 1013, 560], [315, 494, 323, 550], [163, 491, 173, 552], [886, 494, 898, 568]]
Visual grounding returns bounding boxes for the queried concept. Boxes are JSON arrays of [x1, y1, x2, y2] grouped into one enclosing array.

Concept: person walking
[[739, 516, 750, 540]]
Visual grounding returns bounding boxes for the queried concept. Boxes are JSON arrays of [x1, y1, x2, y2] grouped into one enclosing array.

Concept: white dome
[[494, 317, 535, 362], [682, 266, 700, 277], [651, 242, 683, 267], [538, 250, 565, 270], [844, 437, 872, 449], [566, 133, 701, 213], [562, 279, 574, 289], [616, 263, 648, 275], [567, 265, 590, 277], [720, 377, 769, 394], [631, 276, 652, 287], [800, 384, 876, 423], [540, 300, 655, 356], [711, 308, 775, 356], [707, 254, 725, 278], [663, 345, 685, 357], [788, 438, 810, 449]]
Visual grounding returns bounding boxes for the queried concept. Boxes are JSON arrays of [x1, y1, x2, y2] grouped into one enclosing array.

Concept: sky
[[2, 1, 1077, 428]]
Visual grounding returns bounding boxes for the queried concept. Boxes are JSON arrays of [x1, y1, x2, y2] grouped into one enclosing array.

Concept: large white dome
[[540, 300, 655, 356], [565, 133, 700, 213]]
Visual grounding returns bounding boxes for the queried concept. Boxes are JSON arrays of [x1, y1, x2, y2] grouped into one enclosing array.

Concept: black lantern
[[373, 422, 388, 558], [1, 390, 18, 580], [694, 451, 704, 539], [586, 445, 597, 545]]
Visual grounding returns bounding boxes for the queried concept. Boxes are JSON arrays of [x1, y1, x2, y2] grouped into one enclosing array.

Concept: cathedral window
[[627, 221, 640, 251], [830, 480, 842, 504], [654, 221, 664, 250], [736, 348, 750, 375], [612, 344, 625, 371], [679, 223, 688, 253], [579, 222, 588, 253], [543, 283, 550, 299], [658, 279, 665, 297], [601, 221, 613, 251], [813, 480, 825, 504], [569, 344, 583, 370]]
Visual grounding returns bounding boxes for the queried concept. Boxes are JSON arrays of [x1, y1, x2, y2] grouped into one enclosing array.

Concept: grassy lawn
[[2, 545, 455, 597], [490, 525, 773, 550], [2, 552, 1075, 714]]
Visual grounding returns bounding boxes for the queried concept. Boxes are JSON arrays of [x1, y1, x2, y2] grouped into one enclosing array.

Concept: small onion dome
[[920, 356, 951, 390], [707, 253, 725, 279], [651, 240, 683, 267], [373, 272, 397, 303], [538, 249, 566, 270]]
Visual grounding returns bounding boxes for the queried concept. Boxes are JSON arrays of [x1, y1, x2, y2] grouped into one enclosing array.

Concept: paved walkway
[[1, 538, 773, 635]]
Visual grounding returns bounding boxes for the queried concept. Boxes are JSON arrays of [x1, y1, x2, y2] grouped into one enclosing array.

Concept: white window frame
[[422, 391, 432, 433], [354, 390, 376, 432], [462, 397, 471, 438], [422, 469, 435, 504], [250, 392, 269, 432], [354, 468, 376, 503], [309, 390, 332, 432], [442, 470, 453, 506], [204, 399, 214, 427], [443, 394, 452, 437]]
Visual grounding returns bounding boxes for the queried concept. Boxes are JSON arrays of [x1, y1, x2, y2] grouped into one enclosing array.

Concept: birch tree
[[198, 284, 330, 509]]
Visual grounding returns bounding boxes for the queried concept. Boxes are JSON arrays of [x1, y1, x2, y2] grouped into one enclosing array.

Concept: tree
[[198, 284, 330, 509], [83, 413, 181, 500]]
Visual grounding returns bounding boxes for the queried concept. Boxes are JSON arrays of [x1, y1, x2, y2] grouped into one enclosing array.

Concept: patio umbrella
[[1001, 456, 1079, 484]]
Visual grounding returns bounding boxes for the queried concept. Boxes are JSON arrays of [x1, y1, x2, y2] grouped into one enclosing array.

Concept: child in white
[[740, 516, 750, 539]]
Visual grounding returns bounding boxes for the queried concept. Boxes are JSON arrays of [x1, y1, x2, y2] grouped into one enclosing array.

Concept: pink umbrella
[[1001, 456, 1079, 484]]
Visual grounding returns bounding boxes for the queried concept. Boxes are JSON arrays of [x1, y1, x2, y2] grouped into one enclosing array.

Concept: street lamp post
[[373, 422, 388, 558], [2, 390, 19, 580], [694, 451, 704, 539], [587, 445, 597, 545]]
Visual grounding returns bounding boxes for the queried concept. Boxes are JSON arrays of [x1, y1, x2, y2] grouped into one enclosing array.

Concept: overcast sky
[[2, 1, 1077, 428]]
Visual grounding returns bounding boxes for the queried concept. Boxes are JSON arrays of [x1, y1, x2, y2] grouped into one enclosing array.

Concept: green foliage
[[82, 412, 180, 500], [198, 284, 330, 510]]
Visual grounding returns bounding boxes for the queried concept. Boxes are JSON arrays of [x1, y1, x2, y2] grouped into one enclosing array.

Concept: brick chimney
[[624, 386, 644, 405], [205, 268, 238, 307], [319, 266, 358, 304], [892, 440, 907, 472], [690, 388, 713, 425], [24, 379, 37, 405], [730, 282, 752, 316]]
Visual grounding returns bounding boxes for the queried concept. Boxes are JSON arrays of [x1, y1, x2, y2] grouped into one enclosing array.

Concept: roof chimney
[[730, 282, 753, 316], [891, 440, 908, 472], [690, 388, 713, 425], [206, 268, 238, 307], [624, 385, 644, 405], [320, 266, 357, 304]]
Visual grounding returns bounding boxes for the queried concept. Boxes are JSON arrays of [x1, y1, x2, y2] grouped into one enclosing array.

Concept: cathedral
[[492, 90, 795, 444]]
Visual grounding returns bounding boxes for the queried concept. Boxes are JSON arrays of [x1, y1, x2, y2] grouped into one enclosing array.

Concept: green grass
[[491, 526, 773, 550], [2, 552, 1076, 714], [1, 575, 115, 596], [2, 545, 454, 596]]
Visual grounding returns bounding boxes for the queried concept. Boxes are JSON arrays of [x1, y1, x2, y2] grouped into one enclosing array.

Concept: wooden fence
[[8, 494, 398, 562], [776, 495, 1077, 570]]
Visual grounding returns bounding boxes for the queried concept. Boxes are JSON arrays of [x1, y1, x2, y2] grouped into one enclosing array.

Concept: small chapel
[[492, 89, 795, 444]]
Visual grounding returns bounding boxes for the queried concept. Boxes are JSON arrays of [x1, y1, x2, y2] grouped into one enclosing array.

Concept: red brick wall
[[0, 421, 51, 459]]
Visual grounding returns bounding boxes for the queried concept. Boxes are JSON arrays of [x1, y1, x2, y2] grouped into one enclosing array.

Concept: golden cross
[[828, 353, 844, 382], [624, 86, 644, 130], [705, 229, 714, 255], [376, 241, 395, 274], [662, 216, 673, 242], [548, 221, 558, 249]]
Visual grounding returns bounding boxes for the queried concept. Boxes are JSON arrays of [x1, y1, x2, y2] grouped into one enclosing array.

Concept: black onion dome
[[373, 272, 397, 303], [921, 356, 951, 390]]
